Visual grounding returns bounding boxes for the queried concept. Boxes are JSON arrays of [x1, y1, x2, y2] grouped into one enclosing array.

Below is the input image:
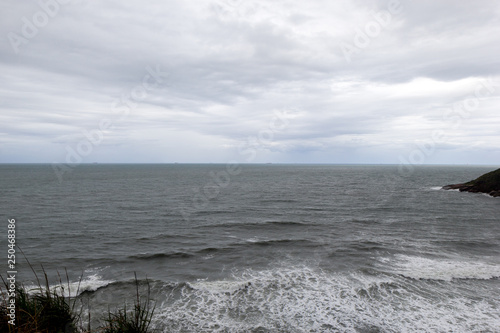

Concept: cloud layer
[[1, 0, 499, 164]]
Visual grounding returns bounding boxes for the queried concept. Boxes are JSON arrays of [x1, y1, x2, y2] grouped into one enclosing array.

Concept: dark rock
[[442, 168, 500, 197], [442, 184, 465, 190]]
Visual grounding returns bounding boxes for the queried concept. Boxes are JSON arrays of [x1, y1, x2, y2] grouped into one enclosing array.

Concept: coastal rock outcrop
[[442, 168, 500, 197]]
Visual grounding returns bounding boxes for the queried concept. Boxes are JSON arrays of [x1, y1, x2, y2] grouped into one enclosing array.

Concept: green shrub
[[1, 280, 78, 333], [1, 256, 157, 333], [101, 274, 156, 333]]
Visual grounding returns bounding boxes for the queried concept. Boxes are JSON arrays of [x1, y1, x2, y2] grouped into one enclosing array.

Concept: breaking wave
[[151, 264, 500, 332]]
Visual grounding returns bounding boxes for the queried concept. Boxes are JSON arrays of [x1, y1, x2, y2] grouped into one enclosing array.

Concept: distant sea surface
[[1, 164, 499, 332]]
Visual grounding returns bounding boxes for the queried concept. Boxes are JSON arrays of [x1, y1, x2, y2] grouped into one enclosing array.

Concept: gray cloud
[[1, 0, 499, 164]]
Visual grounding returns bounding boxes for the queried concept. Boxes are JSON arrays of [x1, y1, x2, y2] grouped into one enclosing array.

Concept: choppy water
[[1, 164, 499, 332]]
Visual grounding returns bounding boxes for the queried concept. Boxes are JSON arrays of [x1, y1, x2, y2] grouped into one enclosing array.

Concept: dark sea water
[[1, 164, 499, 332]]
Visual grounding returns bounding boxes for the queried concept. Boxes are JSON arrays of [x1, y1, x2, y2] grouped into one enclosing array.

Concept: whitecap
[[23, 273, 114, 297], [387, 254, 500, 281], [430, 186, 443, 191], [153, 264, 500, 332]]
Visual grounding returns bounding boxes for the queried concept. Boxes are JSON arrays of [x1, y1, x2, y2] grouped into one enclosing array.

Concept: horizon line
[[0, 162, 498, 166]]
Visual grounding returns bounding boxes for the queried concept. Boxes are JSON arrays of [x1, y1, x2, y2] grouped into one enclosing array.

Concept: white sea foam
[[153, 264, 500, 332], [431, 186, 461, 192], [24, 273, 114, 297], [245, 237, 260, 243], [430, 186, 443, 191], [70, 274, 114, 294], [388, 254, 500, 281]]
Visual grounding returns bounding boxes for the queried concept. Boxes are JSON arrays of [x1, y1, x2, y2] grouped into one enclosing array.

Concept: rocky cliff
[[442, 168, 500, 197]]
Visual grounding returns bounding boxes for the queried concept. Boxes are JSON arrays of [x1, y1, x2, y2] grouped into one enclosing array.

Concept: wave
[[136, 233, 199, 241], [23, 273, 114, 297], [80, 277, 177, 295], [349, 218, 380, 225], [264, 221, 308, 226], [429, 186, 444, 191], [258, 199, 298, 203], [35, 263, 498, 331], [197, 238, 318, 251], [127, 239, 317, 262], [334, 240, 386, 254], [196, 247, 226, 254], [152, 264, 500, 332], [72, 274, 115, 294], [35, 263, 496, 331], [244, 238, 317, 247], [193, 220, 312, 229], [385, 254, 500, 281], [129, 252, 194, 260], [432, 239, 499, 251]]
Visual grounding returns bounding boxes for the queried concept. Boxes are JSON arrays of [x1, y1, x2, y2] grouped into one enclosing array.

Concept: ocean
[[1, 164, 499, 332]]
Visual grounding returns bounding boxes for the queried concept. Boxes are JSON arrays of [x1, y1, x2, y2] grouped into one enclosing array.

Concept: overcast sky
[[1, 0, 499, 164]]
